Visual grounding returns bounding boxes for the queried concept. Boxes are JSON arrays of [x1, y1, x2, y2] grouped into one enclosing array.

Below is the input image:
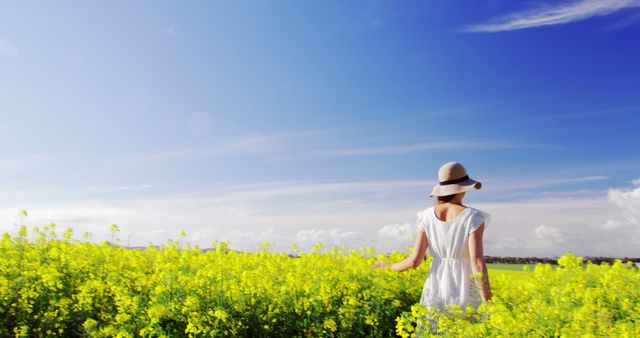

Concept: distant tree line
[[484, 255, 640, 265]]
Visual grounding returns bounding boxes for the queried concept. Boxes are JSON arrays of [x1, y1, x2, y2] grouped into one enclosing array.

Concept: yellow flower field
[[1, 225, 639, 337]]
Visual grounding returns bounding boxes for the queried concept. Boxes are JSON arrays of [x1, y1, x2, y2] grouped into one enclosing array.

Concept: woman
[[373, 161, 492, 332]]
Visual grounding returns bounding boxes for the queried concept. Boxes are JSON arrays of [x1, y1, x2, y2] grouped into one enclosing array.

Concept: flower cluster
[[1, 225, 638, 337], [396, 252, 640, 337], [1, 226, 425, 337]]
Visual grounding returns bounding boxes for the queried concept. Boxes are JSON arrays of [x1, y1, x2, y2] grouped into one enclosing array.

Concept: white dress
[[415, 206, 491, 314]]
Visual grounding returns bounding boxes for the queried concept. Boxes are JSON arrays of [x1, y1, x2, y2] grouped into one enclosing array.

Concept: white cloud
[[0, 37, 19, 56], [534, 225, 564, 241], [187, 227, 288, 250], [472, 192, 640, 257], [464, 0, 640, 32], [0, 206, 134, 244], [3, 177, 640, 257], [607, 181, 640, 225], [294, 228, 362, 249], [378, 223, 416, 242], [600, 219, 623, 229], [490, 237, 519, 255], [375, 176, 639, 257], [12, 207, 132, 228]]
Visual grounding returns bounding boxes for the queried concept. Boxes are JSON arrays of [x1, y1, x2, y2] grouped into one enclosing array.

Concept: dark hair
[[437, 194, 458, 203]]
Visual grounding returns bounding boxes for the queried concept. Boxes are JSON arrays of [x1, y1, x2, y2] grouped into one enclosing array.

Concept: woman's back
[[371, 161, 492, 334], [433, 203, 468, 223], [416, 204, 490, 310]]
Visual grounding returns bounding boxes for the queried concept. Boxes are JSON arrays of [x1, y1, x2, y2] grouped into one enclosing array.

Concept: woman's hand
[[371, 261, 390, 269], [370, 230, 428, 271]]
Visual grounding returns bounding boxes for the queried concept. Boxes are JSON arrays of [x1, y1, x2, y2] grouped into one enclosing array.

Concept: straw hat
[[429, 162, 482, 197]]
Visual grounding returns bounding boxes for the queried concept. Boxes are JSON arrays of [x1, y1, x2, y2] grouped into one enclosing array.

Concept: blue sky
[[1, 0, 639, 257]]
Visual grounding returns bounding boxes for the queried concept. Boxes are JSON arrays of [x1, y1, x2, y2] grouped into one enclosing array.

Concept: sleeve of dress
[[469, 209, 491, 234]]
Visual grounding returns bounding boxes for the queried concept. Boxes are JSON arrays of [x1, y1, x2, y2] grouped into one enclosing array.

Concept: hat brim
[[429, 178, 482, 197]]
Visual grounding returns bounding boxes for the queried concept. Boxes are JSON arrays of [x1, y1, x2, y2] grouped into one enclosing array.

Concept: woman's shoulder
[[416, 206, 490, 221], [416, 206, 435, 223], [465, 206, 489, 216], [416, 206, 434, 218], [465, 206, 491, 229], [418, 206, 486, 219]]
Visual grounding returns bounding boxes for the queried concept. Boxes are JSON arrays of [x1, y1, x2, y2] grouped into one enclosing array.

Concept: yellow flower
[[323, 319, 337, 332]]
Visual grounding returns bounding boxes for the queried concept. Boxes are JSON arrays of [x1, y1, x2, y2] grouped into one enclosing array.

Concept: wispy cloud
[[463, 0, 640, 33], [398, 95, 542, 120], [523, 105, 640, 122], [204, 179, 434, 203], [116, 129, 338, 165], [115, 128, 533, 164], [196, 174, 609, 205], [484, 175, 609, 195], [308, 140, 528, 157], [605, 9, 640, 29], [84, 184, 158, 194]]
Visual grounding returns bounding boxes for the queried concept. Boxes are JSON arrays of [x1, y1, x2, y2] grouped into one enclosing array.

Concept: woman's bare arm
[[372, 229, 428, 272], [469, 223, 492, 302]]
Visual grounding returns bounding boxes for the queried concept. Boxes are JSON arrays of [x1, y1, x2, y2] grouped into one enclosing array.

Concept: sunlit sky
[[1, 0, 639, 257]]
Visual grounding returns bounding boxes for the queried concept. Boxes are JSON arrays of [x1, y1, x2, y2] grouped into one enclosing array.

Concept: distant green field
[[487, 263, 559, 282], [486, 264, 534, 282], [487, 263, 537, 271]]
